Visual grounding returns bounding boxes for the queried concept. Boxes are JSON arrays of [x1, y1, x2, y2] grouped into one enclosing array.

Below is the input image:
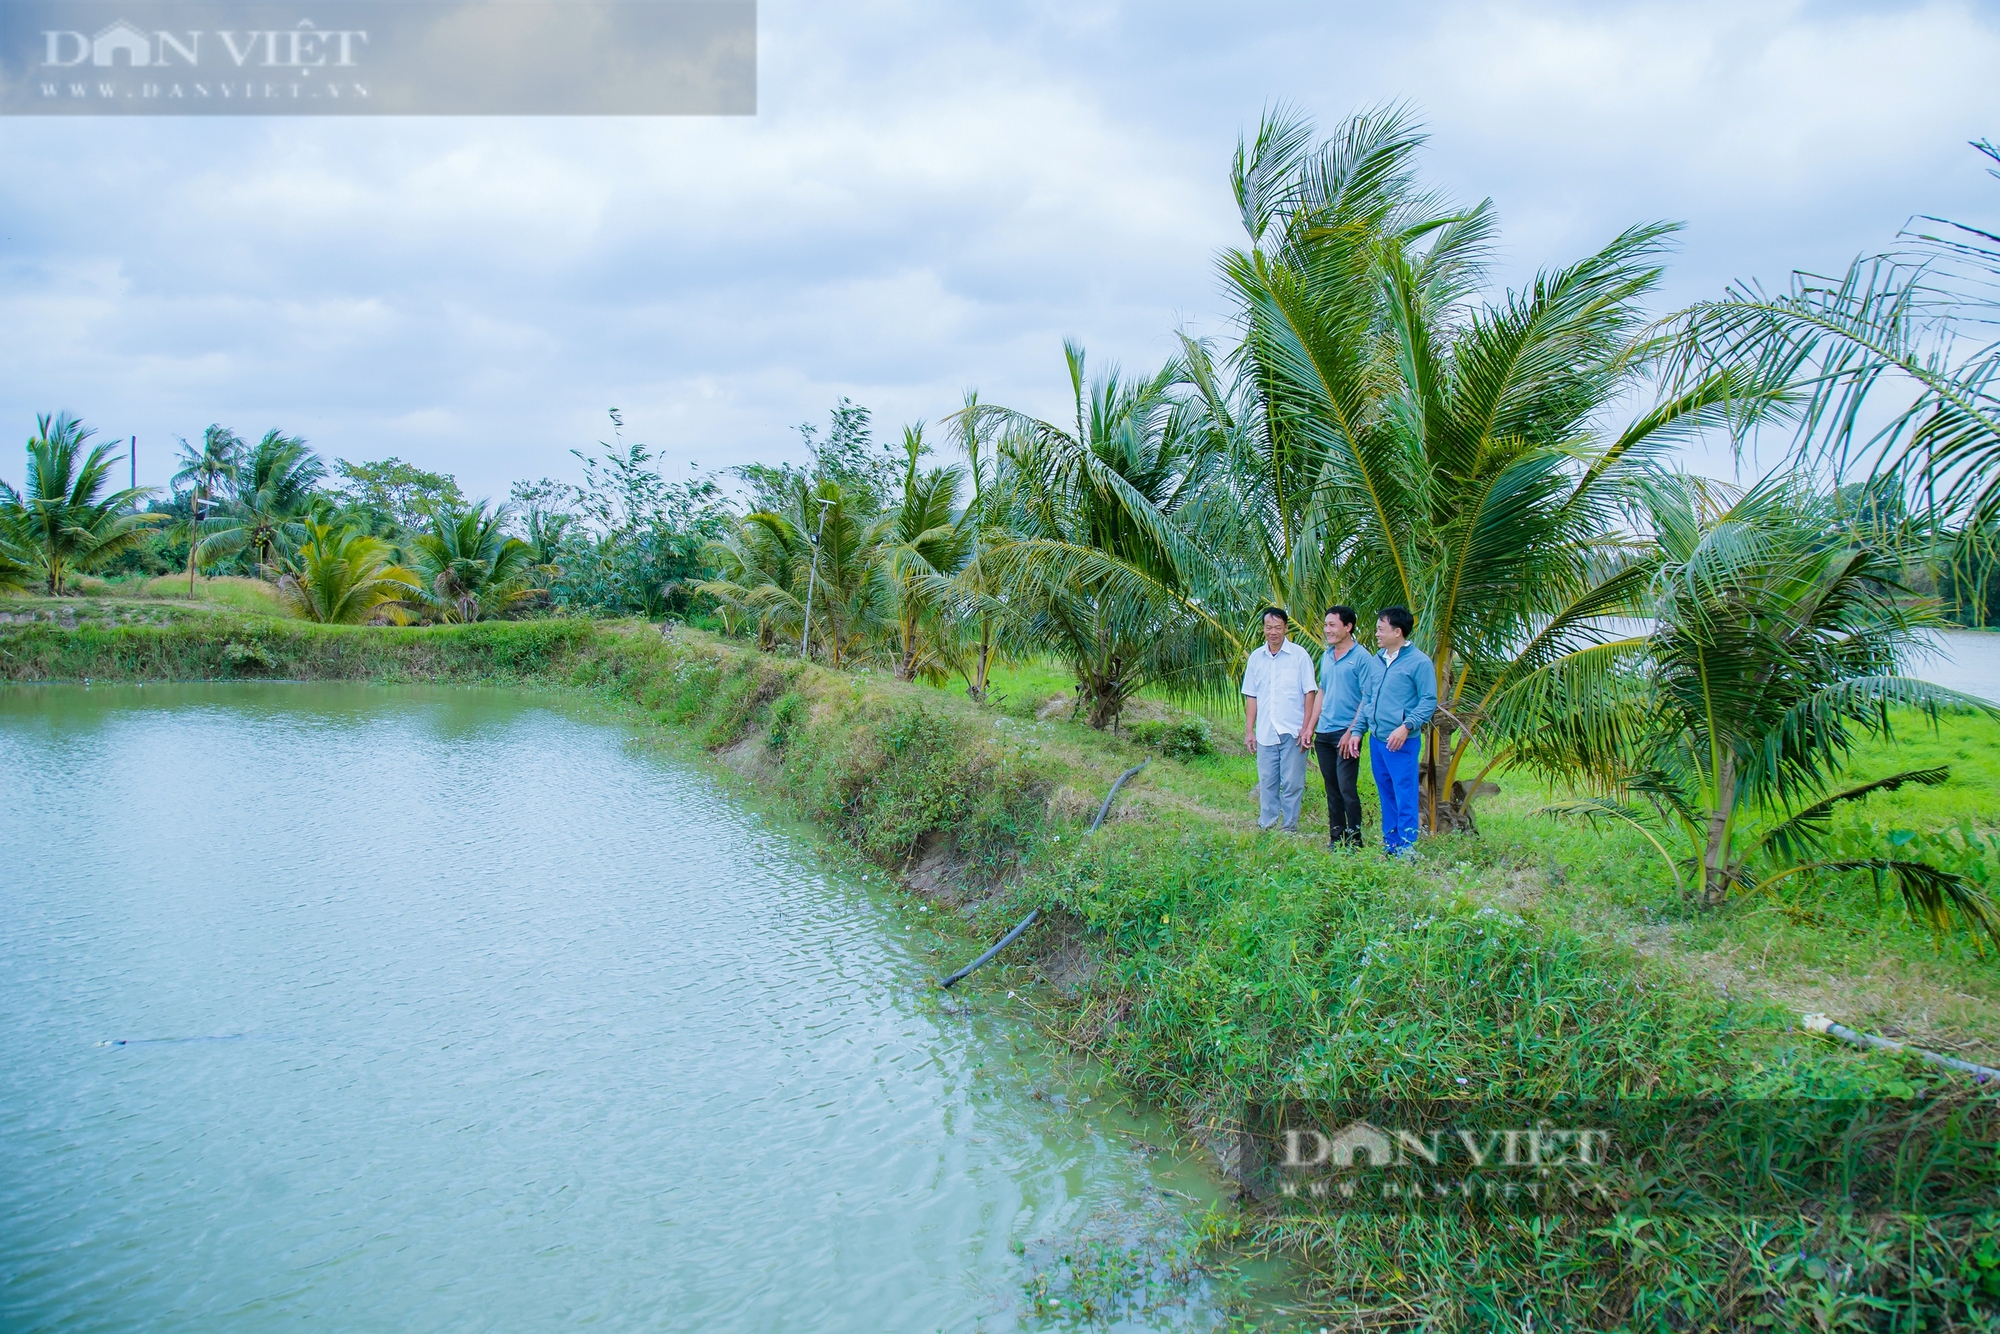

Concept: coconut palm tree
[[1181, 104, 1484, 626], [985, 342, 1241, 729], [1189, 105, 1771, 830], [701, 476, 889, 667], [785, 478, 887, 668], [699, 510, 800, 649], [196, 430, 324, 574], [0, 413, 158, 594], [878, 425, 972, 682], [171, 424, 243, 592], [945, 391, 1006, 700], [0, 523, 33, 592], [407, 502, 538, 623], [1530, 475, 1998, 940], [275, 519, 419, 624]]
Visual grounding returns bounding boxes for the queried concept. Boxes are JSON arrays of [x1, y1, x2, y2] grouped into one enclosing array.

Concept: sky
[[2, 0, 1996, 502]]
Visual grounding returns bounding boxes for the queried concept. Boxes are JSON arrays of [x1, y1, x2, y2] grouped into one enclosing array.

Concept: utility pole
[[130, 436, 136, 491], [799, 495, 834, 661]]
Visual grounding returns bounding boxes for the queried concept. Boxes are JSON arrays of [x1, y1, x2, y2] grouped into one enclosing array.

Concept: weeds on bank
[[1011, 824, 2000, 1330], [0, 611, 596, 682], [1031, 828, 1741, 1107]]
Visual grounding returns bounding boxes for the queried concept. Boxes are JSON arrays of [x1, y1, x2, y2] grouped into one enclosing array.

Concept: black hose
[[939, 758, 1151, 990], [939, 908, 1040, 990], [1091, 759, 1150, 833]]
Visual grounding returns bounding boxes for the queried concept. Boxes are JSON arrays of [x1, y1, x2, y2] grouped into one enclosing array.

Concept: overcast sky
[[2, 0, 1995, 501]]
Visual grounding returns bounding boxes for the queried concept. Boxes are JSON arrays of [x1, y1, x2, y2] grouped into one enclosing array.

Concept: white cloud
[[0, 0, 1991, 497]]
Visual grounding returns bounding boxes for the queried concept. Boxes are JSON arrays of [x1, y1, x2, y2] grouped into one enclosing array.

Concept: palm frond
[[1539, 798, 1684, 892], [1751, 858, 2000, 946], [1747, 767, 1952, 867]]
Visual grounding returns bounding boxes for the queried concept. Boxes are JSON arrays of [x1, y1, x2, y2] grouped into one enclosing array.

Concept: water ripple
[[0, 684, 1243, 1333]]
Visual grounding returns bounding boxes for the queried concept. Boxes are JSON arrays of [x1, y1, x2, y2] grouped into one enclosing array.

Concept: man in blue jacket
[[1360, 605, 1436, 856], [1307, 604, 1380, 849]]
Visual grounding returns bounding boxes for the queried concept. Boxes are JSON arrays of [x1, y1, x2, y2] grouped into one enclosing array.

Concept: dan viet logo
[[37, 18, 369, 102], [1272, 1116, 1618, 1208], [1, 1, 757, 116]]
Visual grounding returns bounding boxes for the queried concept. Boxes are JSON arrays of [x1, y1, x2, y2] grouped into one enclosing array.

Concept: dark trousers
[[1314, 733, 1364, 845]]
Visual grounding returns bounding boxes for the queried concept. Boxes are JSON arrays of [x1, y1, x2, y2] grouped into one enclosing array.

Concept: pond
[[1911, 628, 2000, 704], [0, 684, 1273, 1332], [1589, 622, 2000, 703]]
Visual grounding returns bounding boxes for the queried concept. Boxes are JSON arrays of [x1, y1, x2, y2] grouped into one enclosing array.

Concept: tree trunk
[[1419, 729, 1496, 833], [1700, 753, 1736, 905], [1422, 652, 1455, 834], [1701, 812, 1730, 905], [188, 493, 204, 595], [1423, 724, 1441, 833], [966, 628, 992, 702], [1087, 690, 1125, 730], [1084, 652, 1126, 730]]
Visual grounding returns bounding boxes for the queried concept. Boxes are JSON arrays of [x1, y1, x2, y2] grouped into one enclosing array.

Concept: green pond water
[[0, 684, 1281, 1332]]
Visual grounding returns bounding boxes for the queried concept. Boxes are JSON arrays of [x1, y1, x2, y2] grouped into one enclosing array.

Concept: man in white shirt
[[1240, 607, 1319, 833]]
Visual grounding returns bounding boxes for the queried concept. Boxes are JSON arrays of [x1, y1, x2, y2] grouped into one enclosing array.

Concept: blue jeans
[[1370, 734, 1421, 854]]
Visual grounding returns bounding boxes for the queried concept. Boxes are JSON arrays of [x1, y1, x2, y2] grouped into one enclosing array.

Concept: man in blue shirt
[[1360, 605, 1437, 856], [1306, 604, 1380, 849]]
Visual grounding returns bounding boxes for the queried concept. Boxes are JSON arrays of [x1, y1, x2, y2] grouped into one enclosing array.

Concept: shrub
[[785, 698, 1044, 869], [1128, 714, 1214, 758], [221, 640, 277, 674], [1158, 715, 1213, 758], [766, 691, 807, 750]]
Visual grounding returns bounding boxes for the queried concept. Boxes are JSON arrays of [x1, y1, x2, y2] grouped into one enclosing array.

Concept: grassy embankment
[[5, 602, 1997, 1331], [956, 657, 2000, 1067]]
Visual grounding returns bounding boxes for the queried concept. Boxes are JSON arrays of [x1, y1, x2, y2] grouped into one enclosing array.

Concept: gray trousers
[[1257, 737, 1308, 831]]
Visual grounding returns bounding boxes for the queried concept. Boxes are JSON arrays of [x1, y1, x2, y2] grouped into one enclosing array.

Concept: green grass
[[1460, 708, 2000, 1066], [950, 656, 1079, 719], [70, 574, 286, 612], [933, 653, 2000, 1064], [1002, 822, 1997, 1328], [0, 610, 599, 682]]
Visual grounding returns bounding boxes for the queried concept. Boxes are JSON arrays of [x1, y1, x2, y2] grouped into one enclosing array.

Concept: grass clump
[[1042, 826, 1733, 1109], [694, 658, 796, 749], [784, 695, 1047, 869], [765, 691, 808, 750], [1127, 714, 1215, 759]]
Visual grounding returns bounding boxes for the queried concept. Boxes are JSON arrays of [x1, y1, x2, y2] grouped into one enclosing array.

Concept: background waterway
[[0, 684, 1270, 1332], [1910, 628, 2000, 703]]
